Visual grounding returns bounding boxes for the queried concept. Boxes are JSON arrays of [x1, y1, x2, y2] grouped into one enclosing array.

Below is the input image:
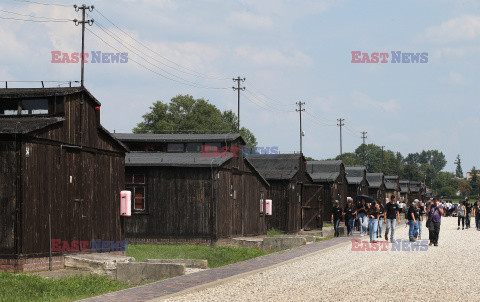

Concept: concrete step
[[232, 236, 307, 252]]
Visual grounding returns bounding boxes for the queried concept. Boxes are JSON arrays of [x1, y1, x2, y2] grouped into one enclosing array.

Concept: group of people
[[456, 197, 480, 230], [331, 195, 446, 246]]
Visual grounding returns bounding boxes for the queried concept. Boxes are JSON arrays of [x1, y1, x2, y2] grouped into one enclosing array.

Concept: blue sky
[[1, 0, 479, 174]]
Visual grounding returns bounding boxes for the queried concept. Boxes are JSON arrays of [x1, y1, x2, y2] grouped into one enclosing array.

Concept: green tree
[[334, 152, 362, 167], [133, 95, 257, 146], [455, 154, 463, 178]]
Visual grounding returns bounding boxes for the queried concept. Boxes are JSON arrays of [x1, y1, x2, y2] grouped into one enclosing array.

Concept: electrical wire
[[0, 15, 71, 22], [247, 82, 295, 107], [90, 18, 228, 89], [91, 8, 230, 81], [86, 27, 229, 90], [0, 9, 73, 21], [13, 0, 72, 7], [244, 89, 295, 112], [303, 111, 336, 126]]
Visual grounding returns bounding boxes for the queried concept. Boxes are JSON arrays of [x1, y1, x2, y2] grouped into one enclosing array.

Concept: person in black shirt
[[376, 200, 386, 239], [356, 198, 368, 237], [343, 199, 355, 236], [408, 199, 420, 241], [465, 198, 473, 229], [367, 202, 379, 243], [331, 200, 343, 237], [475, 201, 480, 231], [384, 195, 400, 242]]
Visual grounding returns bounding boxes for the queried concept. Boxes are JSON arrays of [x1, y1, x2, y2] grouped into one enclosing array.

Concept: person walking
[[407, 199, 420, 241], [427, 199, 444, 246], [465, 198, 473, 229], [418, 200, 425, 240], [385, 195, 400, 243], [356, 198, 368, 237], [474, 200, 480, 231], [367, 201, 379, 243], [377, 199, 386, 239], [457, 201, 466, 230], [343, 198, 355, 236], [331, 200, 343, 237]]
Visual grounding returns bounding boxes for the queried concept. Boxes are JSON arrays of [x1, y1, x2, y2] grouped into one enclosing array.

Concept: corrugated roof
[[246, 153, 301, 180], [366, 173, 384, 188], [345, 166, 367, 185], [115, 133, 242, 143], [0, 116, 64, 134], [125, 152, 232, 167], [384, 175, 399, 190], [0, 87, 101, 105], [307, 160, 342, 182], [399, 180, 410, 193]]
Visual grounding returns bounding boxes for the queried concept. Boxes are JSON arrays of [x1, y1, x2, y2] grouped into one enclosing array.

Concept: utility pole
[[361, 131, 367, 165], [337, 118, 344, 160], [296, 102, 305, 154], [232, 77, 245, 132], [74, 4, 94, 87], [381, 145, 385, 173]]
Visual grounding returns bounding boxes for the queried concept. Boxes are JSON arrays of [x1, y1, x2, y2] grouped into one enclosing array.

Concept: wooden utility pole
[[74, 4, 94, 87], [337, 118, 344, 160], [361, 131, 367, 165], [381, 145, 385, 173], [232, 77, 245, 132], [296, 102, 305, 153]]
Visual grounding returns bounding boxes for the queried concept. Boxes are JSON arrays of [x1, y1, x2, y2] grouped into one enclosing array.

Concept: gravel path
[[161, 217, 480, 302]]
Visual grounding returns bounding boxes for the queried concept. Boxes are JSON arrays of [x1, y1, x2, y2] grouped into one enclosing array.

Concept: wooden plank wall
[[20, 141, 123, 256], [123, 167, 214, 239], [0, 141, 16, 256]]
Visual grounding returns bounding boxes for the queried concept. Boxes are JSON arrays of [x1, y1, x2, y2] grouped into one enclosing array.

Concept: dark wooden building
[[306, 160, 347, 222], [385, 175, 400, 201], [345, 166, 369, 198], [115, 133, 269, 243], [0, 87, 127, 272], [408, 181, 425, 202], [399, 180, 410, 202], [366, 173, 387, 203], [247, 154, 324, 232]]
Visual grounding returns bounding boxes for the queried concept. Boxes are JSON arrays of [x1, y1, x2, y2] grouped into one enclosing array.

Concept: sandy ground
[[162, 217, 480, 302]]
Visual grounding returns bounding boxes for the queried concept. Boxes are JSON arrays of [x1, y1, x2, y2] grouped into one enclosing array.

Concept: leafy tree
[[305, 156, 317, 161], [454, 154, 463, 178], [133, 95, 257, 146], [458, 180, 471, 196], [438, 186, 456, 197], [334, 152, 362, 167]]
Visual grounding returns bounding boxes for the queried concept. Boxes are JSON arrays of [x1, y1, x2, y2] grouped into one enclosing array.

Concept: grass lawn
[[126, 245, 269, 268], [316, 236, 334, 242], [0, 273, 128, 302], [267, 228, 284, 237]]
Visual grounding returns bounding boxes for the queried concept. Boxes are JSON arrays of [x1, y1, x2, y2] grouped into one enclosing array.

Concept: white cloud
[[421, 15, 480, 44], [439, 71, 471, 85], [227, 11, 275, 31], [351, 91, 400, 113], [235, 45, 314, 68]]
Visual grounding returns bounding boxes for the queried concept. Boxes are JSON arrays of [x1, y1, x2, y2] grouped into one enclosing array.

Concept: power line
[[247, 82, 294, 107], [91, 8, 230, 81], [0, 15, 71, 22], [86, 27, 229, 90], [244, 89, 295, 112], [0, 9, 72, 21], [232, 76, 245, 131], [303, 111, 336, 126], [13, 0, 72, 7]]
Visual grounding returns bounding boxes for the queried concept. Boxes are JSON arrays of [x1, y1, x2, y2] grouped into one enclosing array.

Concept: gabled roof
[[307, 160, 343, 182], [115, 133, 242, 143], [0, 116, 64, 134], [246, 153, 304, 180], [0, 87, 101, 106], [345, 166, 368, 185], [366, 173, 384, 189], [125, 152, 233, 168], [410, 181, 421, 193], [384, 175, 399, 191], [399, 180, 410, 193]]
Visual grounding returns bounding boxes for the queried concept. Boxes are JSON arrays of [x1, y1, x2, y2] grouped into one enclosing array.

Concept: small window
[[203, 143, 221, 152], [126, 174, 146, 212], [167, 143, 184, 152], [22, 99, 49, 114], [0, 100, 19, 115], [186, 143, 202, 152]]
